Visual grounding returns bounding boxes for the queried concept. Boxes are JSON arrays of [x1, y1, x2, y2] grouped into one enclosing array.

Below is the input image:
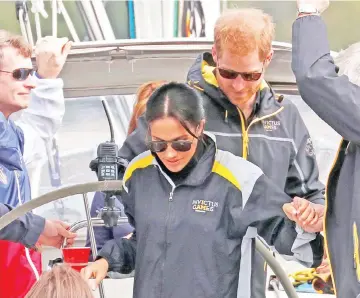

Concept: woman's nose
[[164, 145, 177, 159]]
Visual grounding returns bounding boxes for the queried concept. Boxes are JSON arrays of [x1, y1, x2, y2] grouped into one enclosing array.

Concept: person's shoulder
[[123, 151, 155, 184], [274, 94, 306, 123], [275, 93, 300, 111], [213, 150, 264, 191], [0, 114, 24, 148]]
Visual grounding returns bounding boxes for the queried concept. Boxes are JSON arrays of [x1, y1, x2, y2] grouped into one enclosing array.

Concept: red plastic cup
[[62, 247, 91, 272]]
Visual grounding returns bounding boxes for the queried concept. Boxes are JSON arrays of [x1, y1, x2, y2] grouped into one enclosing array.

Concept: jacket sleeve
[[0, 203, 45, 247], [252, 175, 324, 267], [292, 15, 360, 143], [284, 103, 325, 204], [97, 178, 136, 274], [231, 170, 324, 268], [13, 76, 65, 165]]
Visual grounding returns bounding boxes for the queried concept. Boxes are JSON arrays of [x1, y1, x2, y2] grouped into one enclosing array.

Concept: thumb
[[95, 271, 105, 286], [56, 223, 77, 239], [283, 203, 298, 219], [81, 266, 95, 280]]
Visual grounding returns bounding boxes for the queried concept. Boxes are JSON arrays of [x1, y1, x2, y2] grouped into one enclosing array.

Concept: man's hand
[[37, 220, 77, 249], [81, 258, 109, 290], [283, 197, 325, 233], [35, 36, 72, 79], [296, 0, 330, 14]]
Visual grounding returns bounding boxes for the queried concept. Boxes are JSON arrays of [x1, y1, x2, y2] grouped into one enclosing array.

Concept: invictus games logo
[[192, 200, 219, 213], [263, 120, 281, 131]]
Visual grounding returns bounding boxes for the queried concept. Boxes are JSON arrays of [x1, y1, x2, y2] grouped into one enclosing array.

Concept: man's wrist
[[297, 12, 319, 19], [297, 3, 320, 19]]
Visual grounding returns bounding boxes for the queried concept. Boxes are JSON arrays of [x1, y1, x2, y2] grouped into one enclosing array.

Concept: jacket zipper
[[353, 222, 360, 282], [14, 172, 40, 281], [322, 138, 347, 297], [237, 106, 284, 160], [160, 187, 175, 298]]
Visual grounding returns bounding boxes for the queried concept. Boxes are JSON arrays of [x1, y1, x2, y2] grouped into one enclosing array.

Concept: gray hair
[[334, 42, 360, 86]]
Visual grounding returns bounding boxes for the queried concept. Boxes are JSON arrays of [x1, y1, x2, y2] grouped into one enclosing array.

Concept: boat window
[[32, 94, 135, 230]]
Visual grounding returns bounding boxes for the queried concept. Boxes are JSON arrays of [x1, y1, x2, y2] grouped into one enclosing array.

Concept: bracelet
[[297, 12, 319, 19]]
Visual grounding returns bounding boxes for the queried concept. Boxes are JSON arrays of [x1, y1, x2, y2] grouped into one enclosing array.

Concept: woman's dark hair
[[145, 82, 205, 137]]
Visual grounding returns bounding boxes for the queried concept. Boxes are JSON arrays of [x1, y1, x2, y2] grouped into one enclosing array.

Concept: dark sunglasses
[[218, 67, 263, 82], [147, 140, 193, 153], [0, 68, 35, 81]]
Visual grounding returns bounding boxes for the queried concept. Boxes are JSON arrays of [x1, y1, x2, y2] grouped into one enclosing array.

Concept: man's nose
[[24, 75, 36, 89], [232, 75, 246, 91]]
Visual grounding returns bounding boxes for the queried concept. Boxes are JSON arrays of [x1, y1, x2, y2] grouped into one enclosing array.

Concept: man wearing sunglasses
[[183, 8, 327, 298], [115, 8, 325, 298], [0, 30, 71, 297], [9, 35, 71, 197]]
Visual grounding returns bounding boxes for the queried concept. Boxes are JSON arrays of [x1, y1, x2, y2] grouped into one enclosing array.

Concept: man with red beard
[[184, 8, 325, 298]]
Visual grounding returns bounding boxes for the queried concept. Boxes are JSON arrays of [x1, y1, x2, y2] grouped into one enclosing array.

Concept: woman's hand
[[283, 197, 324, 233], [80, 258, 109, 290]]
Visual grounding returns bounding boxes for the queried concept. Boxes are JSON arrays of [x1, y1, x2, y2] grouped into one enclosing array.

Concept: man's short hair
[[334, 42, 360, 86], [214, 8, 275, 60], [0, 30, 32, 68]]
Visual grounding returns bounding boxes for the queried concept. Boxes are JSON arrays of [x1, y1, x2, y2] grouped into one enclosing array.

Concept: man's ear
[[211, 45, 218, 64], [264, 49, 274, 67]]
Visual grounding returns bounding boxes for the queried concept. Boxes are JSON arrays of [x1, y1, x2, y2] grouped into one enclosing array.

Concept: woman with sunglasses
[[81, 82, 322, 298], [86, 80, 167, 259]]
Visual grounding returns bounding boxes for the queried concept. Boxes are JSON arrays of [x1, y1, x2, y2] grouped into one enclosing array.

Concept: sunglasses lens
[[148, 141, 167, 153], [218, 68, 238, 80], [172, 141, 192, 152], [241, 72, 262, 81], [13, 68, 34, 81]]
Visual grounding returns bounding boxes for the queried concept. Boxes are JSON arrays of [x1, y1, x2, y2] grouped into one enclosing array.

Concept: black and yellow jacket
[[99, 134, 322, 298], [293, 15, 360, 298], [185, 52, 325, 297]]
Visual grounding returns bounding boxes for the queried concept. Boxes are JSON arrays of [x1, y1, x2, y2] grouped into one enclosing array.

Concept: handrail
[[61, 217, 129, 248], [0, 181, 122, 231], [255, 238, 298, 298], [66, 39, 293, 51]]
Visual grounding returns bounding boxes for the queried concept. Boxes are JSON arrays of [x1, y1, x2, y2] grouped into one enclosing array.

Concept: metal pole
[[19, 9, 29, 43], [58, 0, 80, 42], [69, 38, 213, 50], [255, 237, 298, 298], [80, 0, 104, 40], [90, 0, 115, 40], [34, 12, 42, 41], [83, 192, 106, 298], [24, 14, 34, 46], [52, 0, 57, 37]]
